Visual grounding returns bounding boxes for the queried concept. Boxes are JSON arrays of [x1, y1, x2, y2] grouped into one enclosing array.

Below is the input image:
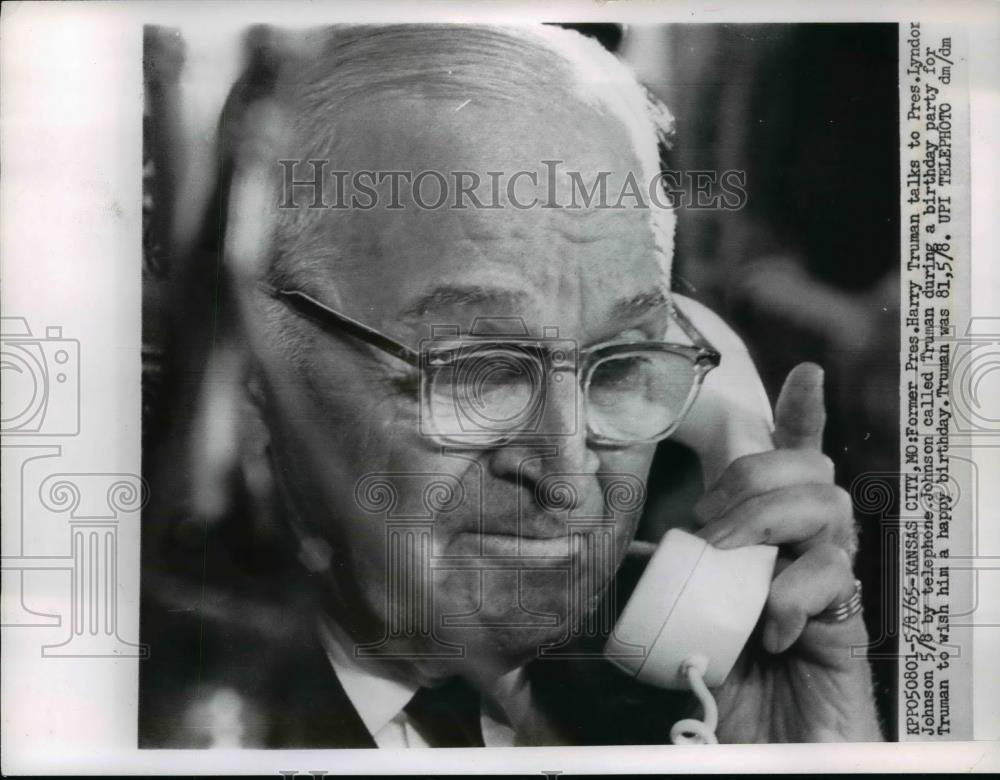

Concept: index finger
[[772, 362, 826, 450]]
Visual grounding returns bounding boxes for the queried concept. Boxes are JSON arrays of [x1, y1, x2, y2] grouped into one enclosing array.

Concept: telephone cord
[[669, 660, 719, 745]]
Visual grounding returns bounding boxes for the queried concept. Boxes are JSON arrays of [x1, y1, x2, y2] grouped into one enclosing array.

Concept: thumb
[[773, 362, 826, 450]]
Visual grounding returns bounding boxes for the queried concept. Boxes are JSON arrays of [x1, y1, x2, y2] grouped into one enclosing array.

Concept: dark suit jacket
[[138, 549, 696, 748]]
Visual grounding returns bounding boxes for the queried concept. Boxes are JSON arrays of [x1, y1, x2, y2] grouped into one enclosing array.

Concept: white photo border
[[2, 0, 998, 774]]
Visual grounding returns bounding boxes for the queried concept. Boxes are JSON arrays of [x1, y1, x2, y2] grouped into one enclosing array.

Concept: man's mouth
[[441, 527, 619, 562], [441, 530, 567, 558], [443, 513, 575, 540]]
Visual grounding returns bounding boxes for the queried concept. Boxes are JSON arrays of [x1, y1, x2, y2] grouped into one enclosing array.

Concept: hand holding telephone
[[604, 296, 778, 744]]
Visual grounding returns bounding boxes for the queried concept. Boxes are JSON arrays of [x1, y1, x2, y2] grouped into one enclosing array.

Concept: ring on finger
[[813, 578, 863, 623]]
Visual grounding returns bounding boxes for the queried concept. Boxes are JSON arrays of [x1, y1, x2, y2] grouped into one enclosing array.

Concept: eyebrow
[[400, 285, 528, 319], [400, 284, 671, 326], [608, 288, 671, 323]]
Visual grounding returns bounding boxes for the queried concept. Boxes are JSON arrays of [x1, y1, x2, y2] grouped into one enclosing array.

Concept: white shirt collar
[[316, 616, 419, 738], [317, 615, 538, 745]]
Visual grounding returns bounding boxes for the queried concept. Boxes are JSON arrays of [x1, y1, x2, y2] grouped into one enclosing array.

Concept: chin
[[430, 572, 586, 663], [339, 541, 616, 676], [440, 622, 572, 679]]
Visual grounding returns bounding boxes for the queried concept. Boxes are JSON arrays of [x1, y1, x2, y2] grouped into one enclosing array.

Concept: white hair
[[239, 24, 677, 287]]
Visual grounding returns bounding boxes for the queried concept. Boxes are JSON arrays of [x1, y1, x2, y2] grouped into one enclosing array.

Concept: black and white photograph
[[139, 21, 899, 748], [2, 1, 998, 774]]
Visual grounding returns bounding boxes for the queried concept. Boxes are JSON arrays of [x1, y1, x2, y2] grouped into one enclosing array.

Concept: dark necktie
[[403, 677, 485, 747]]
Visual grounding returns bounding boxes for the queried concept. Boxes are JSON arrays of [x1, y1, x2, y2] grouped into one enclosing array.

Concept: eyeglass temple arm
[[258, 281, 717, 367], [256, 282, 421, 366], [669, 300, 721, 359]]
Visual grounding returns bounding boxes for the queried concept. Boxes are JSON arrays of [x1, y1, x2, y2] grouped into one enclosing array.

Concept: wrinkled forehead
[[272, 96, 672, 342]]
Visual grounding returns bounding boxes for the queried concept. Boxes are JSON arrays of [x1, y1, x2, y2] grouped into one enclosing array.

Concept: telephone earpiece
[[604, 295, 778, 743], [668, 295, 776, 488]]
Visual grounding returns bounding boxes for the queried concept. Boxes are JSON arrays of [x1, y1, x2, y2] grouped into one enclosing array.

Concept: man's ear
[[241, 360, 333, 575]]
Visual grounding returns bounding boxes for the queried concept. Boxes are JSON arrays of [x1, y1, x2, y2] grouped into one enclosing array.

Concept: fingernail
[[797, 362, 824, 388], [704, 524, 734, 547], [711, 529, 742, 549]]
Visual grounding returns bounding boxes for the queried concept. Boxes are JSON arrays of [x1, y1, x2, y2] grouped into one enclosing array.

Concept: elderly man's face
[[251, 95, 669, 683]]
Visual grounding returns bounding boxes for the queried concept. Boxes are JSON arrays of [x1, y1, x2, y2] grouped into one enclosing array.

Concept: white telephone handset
[[604, 296, 778, 744]]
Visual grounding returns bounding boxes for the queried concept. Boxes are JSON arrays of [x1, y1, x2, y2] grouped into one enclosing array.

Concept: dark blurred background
[[142, 23, 900, 739], [625, 23, 901, 736]]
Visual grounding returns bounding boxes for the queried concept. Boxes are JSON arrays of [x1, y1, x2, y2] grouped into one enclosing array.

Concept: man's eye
[[592, 356, 644, 389]]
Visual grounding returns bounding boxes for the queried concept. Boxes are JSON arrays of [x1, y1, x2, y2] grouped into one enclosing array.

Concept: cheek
[[266, 338, 425, 467], [596, 444, 658, 550], [596, 444, 658, 498], [260, 346, 434, 550]]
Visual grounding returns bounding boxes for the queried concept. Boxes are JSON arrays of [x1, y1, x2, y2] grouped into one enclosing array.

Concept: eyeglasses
[[257, 282, 721, 447]]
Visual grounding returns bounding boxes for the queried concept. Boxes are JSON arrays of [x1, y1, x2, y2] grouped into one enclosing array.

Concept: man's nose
[[485, 373, 599, 497]]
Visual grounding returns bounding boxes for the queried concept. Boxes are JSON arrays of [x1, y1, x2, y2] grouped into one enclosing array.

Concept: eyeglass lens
[[424, 345, 697, 445]]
